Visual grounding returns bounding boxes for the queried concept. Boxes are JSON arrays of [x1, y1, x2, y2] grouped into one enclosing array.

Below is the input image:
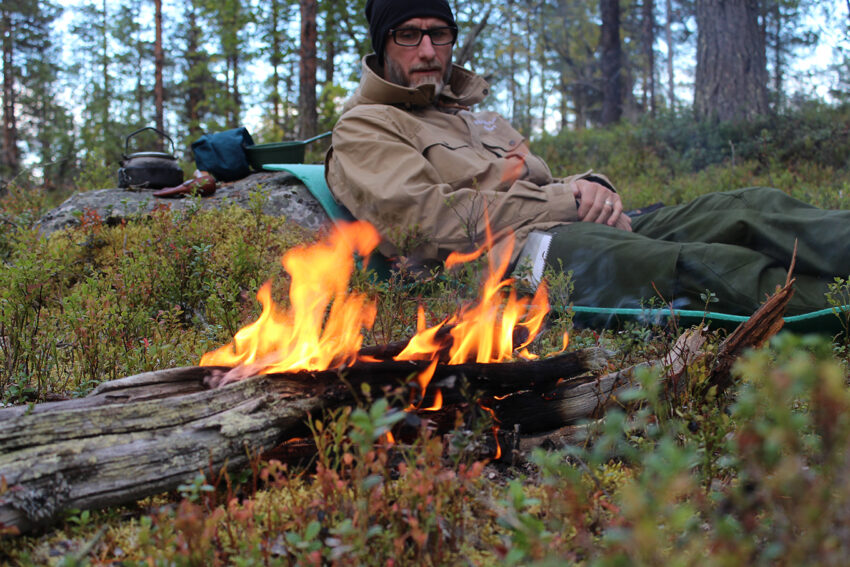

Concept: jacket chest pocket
[[422, 141, 491, 186]]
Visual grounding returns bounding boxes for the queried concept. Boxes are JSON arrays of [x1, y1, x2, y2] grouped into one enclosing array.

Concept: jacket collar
[[343, 54, 490, 112]]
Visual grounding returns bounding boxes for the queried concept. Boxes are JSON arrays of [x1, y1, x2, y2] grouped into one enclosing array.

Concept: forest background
[[2, 0, 849, 192], [4, 1, 850, 562]]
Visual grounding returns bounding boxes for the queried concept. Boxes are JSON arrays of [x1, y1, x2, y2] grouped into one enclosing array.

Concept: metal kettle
[[118, 127, 184, 189]]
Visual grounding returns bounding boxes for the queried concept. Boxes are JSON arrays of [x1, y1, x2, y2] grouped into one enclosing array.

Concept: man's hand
[[573, 179, 632, 232]]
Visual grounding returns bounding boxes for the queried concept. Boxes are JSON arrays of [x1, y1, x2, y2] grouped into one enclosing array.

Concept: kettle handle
[[125, 126, 176, 155]]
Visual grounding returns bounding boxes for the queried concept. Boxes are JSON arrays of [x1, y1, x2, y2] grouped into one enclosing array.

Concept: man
[[326, 0, 850, 317]]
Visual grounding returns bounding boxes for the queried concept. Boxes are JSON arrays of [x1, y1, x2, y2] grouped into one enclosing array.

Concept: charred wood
[[0, 348, 610, 536]]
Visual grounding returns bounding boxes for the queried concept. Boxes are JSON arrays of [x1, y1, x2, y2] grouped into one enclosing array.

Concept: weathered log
[[0, 348, 610, 536], [489, 364, 641, 432], [0, 368, 327, 535]]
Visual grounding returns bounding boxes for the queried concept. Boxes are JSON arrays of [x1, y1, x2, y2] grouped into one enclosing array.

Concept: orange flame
[[200, 217, 565, 404], [480, 403, 502, 460], [417, 357, 438, 393], [200, 222, 380, 373], [558, 331, 570, 353], [395, 230, 550, 365], [421, 389, 443, 412]]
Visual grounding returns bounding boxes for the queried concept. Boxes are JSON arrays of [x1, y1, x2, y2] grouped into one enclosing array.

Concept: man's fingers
[[575, 179, 621, 225], [582, 191, 607, 222], [614, 212, 633, 232], [603, 196, 623, 227]]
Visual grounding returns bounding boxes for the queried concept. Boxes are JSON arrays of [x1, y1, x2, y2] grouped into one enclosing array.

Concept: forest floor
[[3, 109, 850, 565]]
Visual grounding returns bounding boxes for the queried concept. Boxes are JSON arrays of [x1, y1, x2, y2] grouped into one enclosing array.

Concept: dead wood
[[0, 280, 787, 540], [709, 275, 796, 394], [245, 347, 609, 393], [0, 368, 326, 536], [0, 347, 610, 536]]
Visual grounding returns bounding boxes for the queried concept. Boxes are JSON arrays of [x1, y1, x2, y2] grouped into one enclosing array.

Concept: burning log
[[0, 224, 798, 537], [0, 288, 792, 537], [0, 347, 610, 536]]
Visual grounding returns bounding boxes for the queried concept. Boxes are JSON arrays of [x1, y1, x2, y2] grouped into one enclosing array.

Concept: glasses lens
[[429, 27, 455, 45], [393, 28, 422, 46]]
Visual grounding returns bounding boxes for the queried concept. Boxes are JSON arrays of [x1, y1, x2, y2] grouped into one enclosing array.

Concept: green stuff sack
[[191, 127, 255, 182]]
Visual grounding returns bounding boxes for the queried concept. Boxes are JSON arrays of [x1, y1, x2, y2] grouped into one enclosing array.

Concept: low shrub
[[0, 201, 308, 402], [533, 102, 850, 208]]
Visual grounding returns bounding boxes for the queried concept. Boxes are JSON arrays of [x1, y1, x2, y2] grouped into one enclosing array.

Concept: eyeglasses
[[389, 26, 458, 47]]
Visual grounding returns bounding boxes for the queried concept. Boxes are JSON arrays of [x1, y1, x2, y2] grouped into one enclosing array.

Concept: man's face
[[383, 17, 454, 95]]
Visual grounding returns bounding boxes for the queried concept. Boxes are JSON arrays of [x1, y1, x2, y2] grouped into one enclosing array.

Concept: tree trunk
[[642, 0, 656, 115], [694, 0, 769, 122], [508, 0, 519, 127], [101, 0, 109, 155], [665, 0, 675, 107], [771, 0, 783, 109], [523, 11, 534, 134], [600, 0, 623, 125], [573, 81, 588, 129], [454, 8, 491, 67], [154, 0, 165, 135], [184, 2, 203, 140], [323, 2, 336, 87], [1, 9, 19, 176], [229, 52, 241, 127], [297, 0, 317, 139], [269, 0, 284, 136], [558, 72, 569, 131]]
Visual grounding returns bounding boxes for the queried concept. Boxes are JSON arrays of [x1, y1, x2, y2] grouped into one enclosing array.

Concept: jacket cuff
[[561, 169, 617, 193], [541, 181, 580, 222]]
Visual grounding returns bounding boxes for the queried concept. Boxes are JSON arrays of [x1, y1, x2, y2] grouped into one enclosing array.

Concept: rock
[[36, 172, 331, 237]]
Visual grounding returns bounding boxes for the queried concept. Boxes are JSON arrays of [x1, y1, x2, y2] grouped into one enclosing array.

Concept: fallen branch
[[0, 348, 610, 536], [709, 258, 797, 394], [0, 270, 797, 538]]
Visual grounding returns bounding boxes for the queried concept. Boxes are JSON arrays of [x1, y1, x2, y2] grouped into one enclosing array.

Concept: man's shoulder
[[336, 102, 426, 138]]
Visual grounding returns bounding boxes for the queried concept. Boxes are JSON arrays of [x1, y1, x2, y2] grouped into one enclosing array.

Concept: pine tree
[[256, 0, 297, 141], [298, 0, 318, 139], [201, 0, 254, 129], [16, 2, 75, 189], [71, 0, 123, 170], [1, 0, 62, 178], [694, 0, 769, 121], [600, 0, 624, 124]]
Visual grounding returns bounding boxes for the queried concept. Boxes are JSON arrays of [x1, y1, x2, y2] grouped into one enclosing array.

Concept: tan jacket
[[326, 55, 611, 265]]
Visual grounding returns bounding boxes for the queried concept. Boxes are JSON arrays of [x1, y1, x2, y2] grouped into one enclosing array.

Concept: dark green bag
[[191, 127, 255, 181]]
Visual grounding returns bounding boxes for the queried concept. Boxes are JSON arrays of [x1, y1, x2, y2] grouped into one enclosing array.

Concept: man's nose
[[417, 35, 437, 58]]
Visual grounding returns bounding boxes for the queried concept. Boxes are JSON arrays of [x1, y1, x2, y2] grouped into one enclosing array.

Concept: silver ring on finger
[[604, 199, 614, 206]]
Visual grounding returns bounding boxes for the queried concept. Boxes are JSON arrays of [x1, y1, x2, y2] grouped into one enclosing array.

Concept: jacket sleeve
[[326, 107, 580, 261]]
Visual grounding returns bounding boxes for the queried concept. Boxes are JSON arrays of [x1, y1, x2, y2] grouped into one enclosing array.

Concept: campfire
[[198, 220, 575, 456], [0, 220, 793, 536], [201, 221, 564, 397]]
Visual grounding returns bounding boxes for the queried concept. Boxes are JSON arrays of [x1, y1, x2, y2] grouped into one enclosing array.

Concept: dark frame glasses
[[388, 26, 458, 47]]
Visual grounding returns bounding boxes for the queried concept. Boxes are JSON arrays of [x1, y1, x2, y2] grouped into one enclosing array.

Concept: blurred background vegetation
[[1, 0, 848, 192]]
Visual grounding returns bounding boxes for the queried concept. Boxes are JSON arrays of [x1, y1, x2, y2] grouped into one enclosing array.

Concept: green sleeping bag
[[264, 164, 849, 337]]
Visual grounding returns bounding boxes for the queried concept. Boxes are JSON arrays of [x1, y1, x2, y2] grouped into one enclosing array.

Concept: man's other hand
[[573, 179, 632, 232]]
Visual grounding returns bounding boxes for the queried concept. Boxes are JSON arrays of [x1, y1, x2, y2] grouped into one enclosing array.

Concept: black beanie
[[365, 0, 456, 66]]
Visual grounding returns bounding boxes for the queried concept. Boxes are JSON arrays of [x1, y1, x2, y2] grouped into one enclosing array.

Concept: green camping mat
[[263, 163, 391, 278], [263, 164, 849, 336]]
